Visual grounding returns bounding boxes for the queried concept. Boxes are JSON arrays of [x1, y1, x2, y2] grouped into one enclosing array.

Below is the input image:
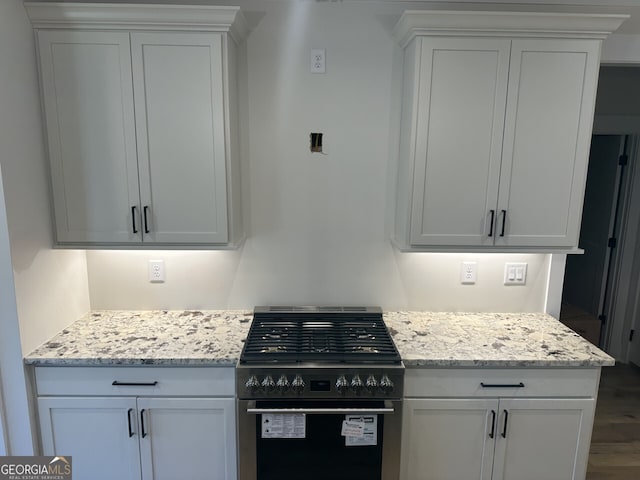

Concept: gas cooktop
[[239, 306, 401, 365]]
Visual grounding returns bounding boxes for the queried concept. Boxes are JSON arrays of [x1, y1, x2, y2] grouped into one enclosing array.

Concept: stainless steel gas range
[[236, 306, 404, 480]]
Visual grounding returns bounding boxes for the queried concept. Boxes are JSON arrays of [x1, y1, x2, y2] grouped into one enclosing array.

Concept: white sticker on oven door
[[261, 414, 306, 439], [341, 420, 365, 438], [344, 415, 377, 446]]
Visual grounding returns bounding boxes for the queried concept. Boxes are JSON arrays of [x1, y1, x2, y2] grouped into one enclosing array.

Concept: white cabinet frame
[[392, 10, 627, 252], [26, 2, 248, 248]]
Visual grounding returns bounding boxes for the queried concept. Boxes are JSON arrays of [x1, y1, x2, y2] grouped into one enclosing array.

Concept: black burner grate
[[240, 307, 401, 364]]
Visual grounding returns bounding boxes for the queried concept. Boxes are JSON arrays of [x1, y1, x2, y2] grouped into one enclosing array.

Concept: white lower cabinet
[[400, 369, 598, 480], [402, 398, 496, 480], [35, 367, 236, 480], [493, 398, 595, 480], [38, 397, 141, 480], [138, 397, 235, 480]]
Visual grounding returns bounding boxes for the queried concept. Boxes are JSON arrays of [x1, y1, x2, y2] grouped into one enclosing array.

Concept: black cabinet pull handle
[[501, 409, 509, 438], [112, 381, 158, 387], [127, 408, 134, 437], [143, 206, 150, 234], [489, 410, 496, 439], [480, 382, 525, 388], [488, 210, 495, 237], [131, 206, 138, 234], [140, 409, 147, 438], [500, 209, 507, 237]]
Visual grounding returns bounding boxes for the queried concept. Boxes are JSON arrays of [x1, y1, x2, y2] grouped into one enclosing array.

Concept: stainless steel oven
[[236, 307, 405, 480]]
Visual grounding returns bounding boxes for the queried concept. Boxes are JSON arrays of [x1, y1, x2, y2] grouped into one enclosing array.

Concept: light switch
[[504, 263, 527, 285]]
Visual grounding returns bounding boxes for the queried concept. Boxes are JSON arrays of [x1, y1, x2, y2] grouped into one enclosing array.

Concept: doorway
[[561, 132, 640, 364], [561, 135, 626, 347], [559, 64, 640, 364]]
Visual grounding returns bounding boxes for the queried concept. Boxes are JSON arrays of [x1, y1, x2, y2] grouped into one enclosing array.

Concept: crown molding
[[393, 10, 629, 47], [23, 2, 250, 43]]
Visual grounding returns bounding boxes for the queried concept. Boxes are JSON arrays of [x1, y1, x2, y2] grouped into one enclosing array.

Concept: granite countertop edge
[[24, 310, 615, 368]]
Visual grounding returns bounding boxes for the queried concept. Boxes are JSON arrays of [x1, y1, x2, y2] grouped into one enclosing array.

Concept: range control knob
[[276, 374, 290, 393], [350, 375, 364, 393], [261, 375, 276, 392], [291, 375, 306, 394], [336, 375, 349, 394], [379, 374, 394, 394], [245, 375, 261, 393], [365, 375, 378, 393]]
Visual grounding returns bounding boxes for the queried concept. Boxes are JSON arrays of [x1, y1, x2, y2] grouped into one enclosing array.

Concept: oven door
[[237, 399, 402, 480]]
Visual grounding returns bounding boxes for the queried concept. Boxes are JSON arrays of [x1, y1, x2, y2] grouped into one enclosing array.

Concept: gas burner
[[350, 331, 376, 340], [350, 346, 380, 354], [262, 331, 289, 340], [260, 346, 288, 354]]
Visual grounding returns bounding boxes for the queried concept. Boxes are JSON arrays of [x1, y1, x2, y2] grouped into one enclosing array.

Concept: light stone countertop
[[384, 311, 614, 368], [24, 310, 614, 368], [25, 310, 253, 366]]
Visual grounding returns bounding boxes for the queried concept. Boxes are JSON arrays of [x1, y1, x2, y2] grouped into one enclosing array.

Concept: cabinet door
[[410, 38, 510, 246], [497, 39, 601, 247], [137, 397, 236, 480], [131, 33, 229, 244], [400, 398, 497, 480], [38, 397, 141, 480], [492, 398, 595, 480], [37, 31, 141, 244]]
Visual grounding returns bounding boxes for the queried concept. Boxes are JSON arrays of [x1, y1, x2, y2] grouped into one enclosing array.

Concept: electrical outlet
[[460, 261, 477, 284], [148, 260, 165, 283], [311, 48, 325, 74], [504, 263, 527, 285]]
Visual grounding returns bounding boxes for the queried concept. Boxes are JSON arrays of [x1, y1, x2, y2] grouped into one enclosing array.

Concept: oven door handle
[[246, 400, 396, 415]]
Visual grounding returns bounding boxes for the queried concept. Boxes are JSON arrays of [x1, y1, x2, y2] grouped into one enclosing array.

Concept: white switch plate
[[311, 48, 325, 74], [148, 260, 165, 283], [504, 263, 527, 285], [460, 261, 477, 284]]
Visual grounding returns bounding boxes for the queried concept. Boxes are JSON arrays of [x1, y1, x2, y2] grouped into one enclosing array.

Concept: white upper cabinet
[[26, 3, 248, 247], [498, 39, 601, 248], [37, 31, 140, 244], [131, 33, 229, 244], [404, 37, 510, 247], [393, 11, 627, 251]]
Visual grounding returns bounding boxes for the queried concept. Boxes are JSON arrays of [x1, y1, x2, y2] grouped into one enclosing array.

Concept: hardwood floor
[[587, 364, 640, 480]]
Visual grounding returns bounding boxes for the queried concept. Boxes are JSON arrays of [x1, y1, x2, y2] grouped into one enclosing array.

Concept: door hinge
[[619, 154, 629, 166], [608, 237, 617, 248], [630, 329, 635, 342], [599, 314, 607, 324]]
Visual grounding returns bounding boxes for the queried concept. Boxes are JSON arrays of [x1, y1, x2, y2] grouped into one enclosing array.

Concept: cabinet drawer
[[404, 368, 600, 398], [34, 366, 235, 396]]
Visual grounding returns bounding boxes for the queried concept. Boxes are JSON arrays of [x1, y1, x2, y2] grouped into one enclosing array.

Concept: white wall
[[0, 0, 92, 453], [0, 0, 90, 355], [87, 250, 550, 311], [0, 162, 34, 454], [87, 1, 551, 313]]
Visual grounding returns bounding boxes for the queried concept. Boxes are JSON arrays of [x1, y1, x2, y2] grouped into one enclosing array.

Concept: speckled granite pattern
[[25, 310, 252, 366], [25, 310, 614, 368], [384, 311, 614, 367]]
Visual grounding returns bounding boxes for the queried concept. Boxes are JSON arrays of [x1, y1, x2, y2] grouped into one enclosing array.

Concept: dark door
[[562, 135, 623, 344]]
